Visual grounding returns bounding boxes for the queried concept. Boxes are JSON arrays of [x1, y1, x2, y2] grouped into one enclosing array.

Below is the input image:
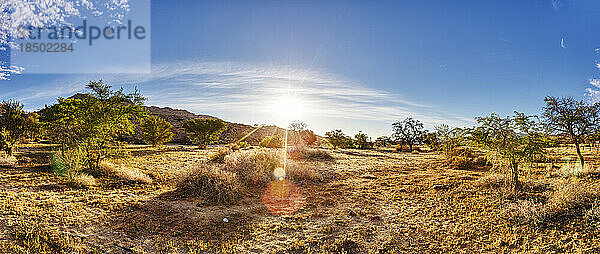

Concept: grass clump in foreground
[[176, 164, 242, 205], [501, 179, 600, 226], [287, 145, 334, 161], [176, 149, 323, 205]]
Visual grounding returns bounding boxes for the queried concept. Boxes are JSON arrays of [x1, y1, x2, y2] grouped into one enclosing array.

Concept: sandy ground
[[2, 146, 600, 253]]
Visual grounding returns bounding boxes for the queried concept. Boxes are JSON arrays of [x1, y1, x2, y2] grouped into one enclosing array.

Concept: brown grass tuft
[[100, 161, 153, 184], [224, 149, 281, 187], [474, 173, 507, 188], [288, 145, 334, 161], [176, 164, 242, 205], [285, 163, 323, 185], [0, 155, 17, 167], [69, 174, 97, 188], [208, 147, 232, 163]]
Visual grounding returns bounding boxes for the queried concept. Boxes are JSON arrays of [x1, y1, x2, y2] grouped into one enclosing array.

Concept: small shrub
[[558, 161, 600, 178], [209, 147, 232, 163], [51, 148, 85, 180], [584, 201, 600, 223], [288, 145, 334, 161], [238, 141, 249, 149], [474, 173, 507, 188], [503, 200, 545, 225], [259, 135, 283, 148], [100, 161, 152, 184], [545, 180, 599, 217], [224, 149, 281, 187], [70, 174, 97, 188], [286, 163, 322, 185], [176, 164, 242, 205], [0, 155, 17, 167]]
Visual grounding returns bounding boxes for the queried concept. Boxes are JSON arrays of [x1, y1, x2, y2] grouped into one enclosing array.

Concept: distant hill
[[62, 94, 314, 145], [145, 106, 290, 145]]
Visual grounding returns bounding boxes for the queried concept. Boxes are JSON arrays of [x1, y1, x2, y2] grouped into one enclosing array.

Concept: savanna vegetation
[[4, 81, 600, 252]]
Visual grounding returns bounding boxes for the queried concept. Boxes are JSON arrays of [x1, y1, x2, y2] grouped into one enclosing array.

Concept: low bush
[[502, 180, 600, 226], [0, 155, 17, 167], [99, 161, 153, 184], [544, 180, 599, 217], [287, 145, 334, 161], [558, 161, 600, 178], [70, 173, 97, 188], [259, 135, 283, 148], [176, 164, 242, 205], [224, 149, 281, 187], [474, 173, 507, 188], [51, 148, 85, 180], [209, 147, 232, 163], [286, 163, 322, 185]]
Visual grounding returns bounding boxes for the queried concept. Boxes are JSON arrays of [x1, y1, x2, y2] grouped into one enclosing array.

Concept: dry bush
[[503, 200, 546, 225], [584, 202, 600, 223], [474, 173, 507, 188], [544, 180, 600, 217], [287, 145, 334, 161], [224, 149, 281, 187], [100, 161, 152, 184], [9, 220, 81, 253], [176, 164, 242, 205], [209, 147, 232, 163], [69, 174, 97, 188], [0, 155, 17, 167], [285, 163, 323, 185], [558, 162, 600, 178]]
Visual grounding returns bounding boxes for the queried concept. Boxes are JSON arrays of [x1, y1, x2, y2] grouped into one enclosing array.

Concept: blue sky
[[3, 0, 600, 137]]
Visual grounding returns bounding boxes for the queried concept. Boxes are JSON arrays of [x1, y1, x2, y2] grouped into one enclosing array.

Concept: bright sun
[[271, 95, 307, 122]]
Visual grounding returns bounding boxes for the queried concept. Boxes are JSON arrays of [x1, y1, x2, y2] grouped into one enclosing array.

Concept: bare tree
[[392, 117, 426, 151], [543, 96, 600, 167]]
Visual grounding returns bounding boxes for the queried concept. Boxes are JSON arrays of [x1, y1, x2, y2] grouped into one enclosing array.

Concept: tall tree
[[183, 118, 227, 148], [325, 129, 351, 149], [472, 112, 548, 192], [392, 117, 426, 151], [40, 80, 147, 169], [140, 115, 174, 146], [0, 100, 39, 155], [543, 96, 600, 166]]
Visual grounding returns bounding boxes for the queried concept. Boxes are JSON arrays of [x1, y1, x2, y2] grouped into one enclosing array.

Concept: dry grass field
[[2, 145, 600, 253]]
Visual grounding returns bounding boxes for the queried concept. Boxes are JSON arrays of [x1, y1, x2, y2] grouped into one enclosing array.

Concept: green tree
[[375, 136, 392, 147], [183, 118, 227, 148], [354, 131, 373, 149], [392, 117, 426, 151], [40, 80, 147, 169], [543, 96, 600, 167], [325, 129, 351, 149], [435, 124, 468, 158], [0, 100, 40, 155], [259, 135, 283, 148], [471, 112, 548, 192], [140, 115, 174, 146]]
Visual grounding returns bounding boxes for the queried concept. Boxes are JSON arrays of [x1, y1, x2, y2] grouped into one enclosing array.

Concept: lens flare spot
[[274, 167, 286, 180], [261, 179, 305, 216]]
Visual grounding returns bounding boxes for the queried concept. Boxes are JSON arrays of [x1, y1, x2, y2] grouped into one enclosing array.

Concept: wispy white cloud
[[0, 61, 474, 135], [552, 0, 562, 10]]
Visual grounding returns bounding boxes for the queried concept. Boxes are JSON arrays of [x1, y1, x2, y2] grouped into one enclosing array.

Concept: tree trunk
[[510, 161, 519, 194], [575, 140, 585, 167]]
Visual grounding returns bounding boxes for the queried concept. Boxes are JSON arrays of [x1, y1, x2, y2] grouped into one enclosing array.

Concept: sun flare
[[270, 95, 308, 122]]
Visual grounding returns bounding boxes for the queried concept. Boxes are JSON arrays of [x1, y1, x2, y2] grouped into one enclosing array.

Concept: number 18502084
[[20, 43, 74, 53]]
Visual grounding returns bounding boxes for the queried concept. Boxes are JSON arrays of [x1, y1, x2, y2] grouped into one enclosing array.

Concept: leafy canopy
[[0, 100, 40, 155], [40, 80, 147, 169], [140, 115, 174, 146], [183, 118, 227, 148]]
